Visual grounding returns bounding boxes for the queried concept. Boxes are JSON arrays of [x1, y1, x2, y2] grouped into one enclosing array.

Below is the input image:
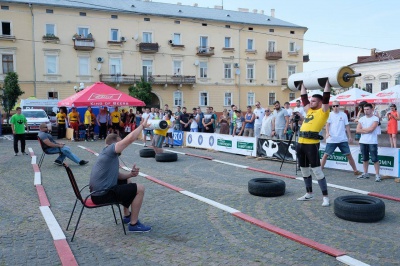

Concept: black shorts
[[166, 132, 172, 138], [112, 123, 120, 130], [296, 143, 321, 168], [91, 182, 137, 209]]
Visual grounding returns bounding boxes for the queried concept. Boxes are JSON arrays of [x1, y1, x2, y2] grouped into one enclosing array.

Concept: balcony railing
[[100, 74, 142, 84], [265, 51, 282, 60], [139, 42, 159, 53], [73, 38, 95, 51], [149, 75, 196, 85], [196, 46, 214, 56]]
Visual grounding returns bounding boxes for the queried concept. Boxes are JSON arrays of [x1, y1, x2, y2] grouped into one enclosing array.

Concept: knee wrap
[[311, 167, 325, 180], [300, 167, 311, 177]]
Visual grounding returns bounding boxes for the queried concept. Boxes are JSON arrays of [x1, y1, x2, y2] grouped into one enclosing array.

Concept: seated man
[[38, 123, 89, 166], [89, 116, 152, 233]]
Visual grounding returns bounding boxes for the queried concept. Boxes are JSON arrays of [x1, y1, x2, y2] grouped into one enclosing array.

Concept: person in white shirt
[[293, 100, 305, 115], [356, 103, 381, 182], [284, 102, 293, 117], [260, 109, 275, 137], [320, 101, 361, 176], [141, 107, 154, 147], [253, 101, 265, 138], [189, 107, 199, 132]]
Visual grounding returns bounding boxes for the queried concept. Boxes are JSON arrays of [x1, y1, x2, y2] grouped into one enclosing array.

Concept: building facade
[[350, 48, 400, 93], [0, 0, 307, 111]]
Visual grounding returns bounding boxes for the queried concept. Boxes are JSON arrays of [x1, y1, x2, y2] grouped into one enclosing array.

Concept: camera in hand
[[291, 112, 301, 123]]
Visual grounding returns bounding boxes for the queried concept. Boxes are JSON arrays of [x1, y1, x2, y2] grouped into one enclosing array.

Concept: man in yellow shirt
[[151, 113, 172, 154], [110, 106, 121, 135], [56, 108, 67, 139], [68, 107, 80, 140], [296, 81, 331, 207], [84, 106, 95, 141]]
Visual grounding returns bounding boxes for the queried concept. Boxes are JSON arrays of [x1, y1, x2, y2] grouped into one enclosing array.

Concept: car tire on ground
[[248, 178, 285, 197], [155, 152, 178, 162], [139, 148, 156, 158], [334, 195, 385, 223]]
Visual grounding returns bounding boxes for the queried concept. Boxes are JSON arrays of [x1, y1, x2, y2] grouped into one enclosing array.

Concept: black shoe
[[54, 160, 63, 166], [79, 160, 89, 165], [170, 145, 174, 148], [163, 144, 169, 147]]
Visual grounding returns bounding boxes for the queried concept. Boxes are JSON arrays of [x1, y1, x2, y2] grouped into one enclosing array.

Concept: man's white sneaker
[[297, 193, 313, 201], [375, 175, 382, 182], [322, 197, 330, 207]]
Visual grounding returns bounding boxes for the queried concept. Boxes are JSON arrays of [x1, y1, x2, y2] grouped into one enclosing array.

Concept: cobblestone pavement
[[1, 137, 399, 266]]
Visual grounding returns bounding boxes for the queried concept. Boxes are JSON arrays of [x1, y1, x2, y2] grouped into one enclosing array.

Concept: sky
[[153, 0, 399, 71]]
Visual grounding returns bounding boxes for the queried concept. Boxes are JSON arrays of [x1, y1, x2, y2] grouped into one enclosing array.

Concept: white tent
[[289, 90, 322, 107], [359, 85, 400, 104], [330, 88, 372, 105]]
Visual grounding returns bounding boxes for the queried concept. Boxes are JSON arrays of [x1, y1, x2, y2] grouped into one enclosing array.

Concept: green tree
[[128, 78, 152, 106], [0, 72, 24, 123]]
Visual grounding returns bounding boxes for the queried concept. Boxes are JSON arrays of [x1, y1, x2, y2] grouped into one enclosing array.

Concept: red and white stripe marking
[[28, 147, 78, 266], [80, 144, 370, 265]]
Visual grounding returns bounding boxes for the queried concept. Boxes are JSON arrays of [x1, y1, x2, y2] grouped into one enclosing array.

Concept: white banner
[[320, 144, 399, 177], [185, 132, 216, 149], [214, 135, 257, 156]]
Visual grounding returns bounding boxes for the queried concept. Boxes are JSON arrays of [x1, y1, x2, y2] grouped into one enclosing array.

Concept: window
[[78, 57, 90, 75], [144, 18, 150, 21], [268, 41, 275, 52], [224, 63, 232, 79], [173, 33, 181, 45], [199, 62, 207, 78], [224, 37, 231, 48], [46, 9, 53, 14], [200, 92, 208, 106], [247, 39, 254, 50], [225, 25, 230, 28], [224, 92, 232, 106], [173, 91, 182, 106], [246, 63, 254, 80], [269, 29, 274, 32], [77, 27, 89, 38], [289, 41, 296, 52], [288, 65, 296, 76], [290, 30, 295, 34], [1, 22, 11, 35], [143, 32, 152, 43], [395, 76, 400, 85], [268, 65, 276, 81], [247, 92, 255, 106], [110, 29, 119, 41], [111, 14, 118, 19], [289, 92, 295, 101], [1, 5, 9, 10], [142, 60, 153, 81], [174, 20, 180, 24], [202, 23, 207, 26], [269, 92, 276, 106], [110, 58, 122, 75], [45, 24, 55, 35], [200, 36, 208, 48], [2, 54, 13, 74], [46, 55, 57, 74], [248, 27, 253, 31], [173, 60, 182, 75], [381, 82, 388, 90], [48, 91, 58, 99], [79, 12, 86, 16], [366, 83, 372, 93]]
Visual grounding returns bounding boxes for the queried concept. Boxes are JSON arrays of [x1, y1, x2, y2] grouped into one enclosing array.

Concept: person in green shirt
[[10, 107, 28, 156]]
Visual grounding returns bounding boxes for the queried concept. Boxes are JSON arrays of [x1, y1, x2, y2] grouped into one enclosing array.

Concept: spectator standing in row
[[260, 109, 274, 138], [219, 109, 230, 135], [320, 101, 361, 176], [10, 107, 28, 156], [387, 103, 399, 148], [179, 107, 190, 132], [197, 107, 205, 132], [190, 108, 199, 132], [110, 107, 121, 135], [68, 107, 80, 140], [253, 101, 265, 138], [272, 101, 289, 140], [56, 107, 67, 139], [210, 107, 218, 132], [174, 106, 182, 131], [97, 107, 110, 140], [135, 110, 142, 127], [233, 110, 245, 136], [356, 103, 381, 182], [284, 102, 293, 117], [293, 100, 306, 117], [142, 107, 154, 147], [229, 105, 237, 134], [243, 105, 255, 137], [202, 107, 214, 133], [84, 106, 94, 141]]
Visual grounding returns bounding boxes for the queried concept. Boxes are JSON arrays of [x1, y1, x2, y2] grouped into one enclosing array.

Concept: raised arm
[[300, 83, 310, 113], [321, 81, 331, 112]]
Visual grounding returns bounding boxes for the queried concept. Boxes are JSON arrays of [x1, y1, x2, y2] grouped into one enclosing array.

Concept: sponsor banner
[[173, 130, 184, 146], [185, 132, 216, 149], [320, 144, 399, 177], [214, 135, 257, 156], [257, 138, 297, 161]]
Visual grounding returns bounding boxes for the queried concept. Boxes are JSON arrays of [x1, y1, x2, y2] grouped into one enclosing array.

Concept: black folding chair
[[37, 136, 61, 168], [63, 163, 126, 242]]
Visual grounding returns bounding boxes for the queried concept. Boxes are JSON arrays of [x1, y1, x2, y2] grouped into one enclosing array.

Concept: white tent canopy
[[359, 85, 400, 104], [329, 88, 372, 106]]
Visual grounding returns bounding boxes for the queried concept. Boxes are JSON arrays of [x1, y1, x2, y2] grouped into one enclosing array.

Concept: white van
[[22, 109, 52, 135]]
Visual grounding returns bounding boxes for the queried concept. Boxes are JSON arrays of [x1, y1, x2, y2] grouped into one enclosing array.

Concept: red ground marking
[[145, 176, 184, 192], [84, 148, 97, 155], [35, 185, 50, 207], [32, 164, 40, 173], [54, 239, 78, 266], [186, 153, 213, 160], [247, 167, 296, 179], [368, 192, 400, 202], [232, 212, 346, 257], [29, 151, 35, 157]]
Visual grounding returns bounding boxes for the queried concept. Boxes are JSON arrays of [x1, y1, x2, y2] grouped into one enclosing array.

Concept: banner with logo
[[320, 144, 399, 177], [214, 135, 257, 156], [185, 132, 216, 149], [173, 130, 184, 146], [256, 138, 297, 161]]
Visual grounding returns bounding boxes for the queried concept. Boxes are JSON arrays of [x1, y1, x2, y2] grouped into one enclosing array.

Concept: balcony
[[149, 75, 196, 85], [196, 46, 214, 56], [265, 51, 282, 60], [281, 78, 288, 86], [100, 74, 141, 84], [73, 35, 95, 51], [42, 34, 60, 44], [0, 34, 16, 42], [139, 42, 159, 53]]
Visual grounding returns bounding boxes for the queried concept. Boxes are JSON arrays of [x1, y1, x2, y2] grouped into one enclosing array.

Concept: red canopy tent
[[58, 82, 145, 107]]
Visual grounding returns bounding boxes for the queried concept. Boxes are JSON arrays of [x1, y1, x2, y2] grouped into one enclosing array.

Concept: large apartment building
[[0, 0, 308, 110]]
